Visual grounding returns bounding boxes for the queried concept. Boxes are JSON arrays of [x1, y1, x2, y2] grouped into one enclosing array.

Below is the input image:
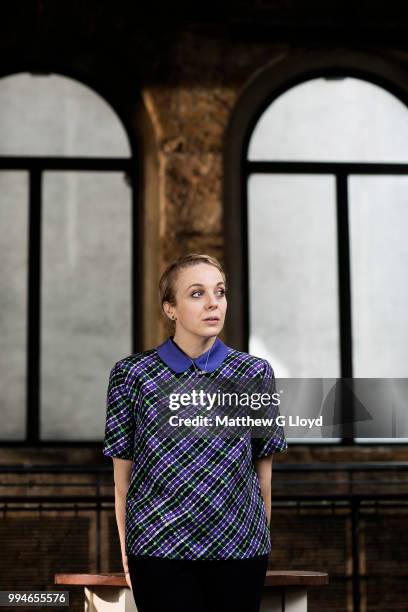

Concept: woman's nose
[[206, 295, 218, 308]]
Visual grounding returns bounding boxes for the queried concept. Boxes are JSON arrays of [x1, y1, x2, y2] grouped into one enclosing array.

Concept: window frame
[[223, 52, 408, 446], [0, 72, 142, 447]]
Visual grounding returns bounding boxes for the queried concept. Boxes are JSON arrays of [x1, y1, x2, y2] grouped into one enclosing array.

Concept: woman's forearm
[[254, 456, 273, 527], [114, 486, 128, 564], [112, 458, 133, 575], [259, 479, 272, 526]]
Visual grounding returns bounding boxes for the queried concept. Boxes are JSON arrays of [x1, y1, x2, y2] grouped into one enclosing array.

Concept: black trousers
[[127, 553, 269, 612]]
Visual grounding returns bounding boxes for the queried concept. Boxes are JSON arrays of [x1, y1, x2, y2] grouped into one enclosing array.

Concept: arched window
[[0, 73, 135, 444], [227, 72, 408, 444]]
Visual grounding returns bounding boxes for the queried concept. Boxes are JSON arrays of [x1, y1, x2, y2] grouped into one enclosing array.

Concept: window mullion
[[26, 167, 42, 443]]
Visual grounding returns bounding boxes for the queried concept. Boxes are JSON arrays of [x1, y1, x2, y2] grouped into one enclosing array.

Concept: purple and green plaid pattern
[[103, 340, 288, 559]]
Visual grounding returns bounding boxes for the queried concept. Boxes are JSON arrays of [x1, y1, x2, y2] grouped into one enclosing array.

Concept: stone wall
[[134, 32, 408, 348]]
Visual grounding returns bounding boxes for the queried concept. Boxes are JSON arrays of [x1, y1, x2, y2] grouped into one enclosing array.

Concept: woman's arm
[[112, 458, 133, 587], [254, 455, 273, 526]]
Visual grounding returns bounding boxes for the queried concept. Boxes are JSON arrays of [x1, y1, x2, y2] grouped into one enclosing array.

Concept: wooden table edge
[[55, 570, 329, 588]]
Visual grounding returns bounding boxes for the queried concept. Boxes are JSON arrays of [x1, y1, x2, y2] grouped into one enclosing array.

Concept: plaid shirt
[[102, 335, 288, 560]]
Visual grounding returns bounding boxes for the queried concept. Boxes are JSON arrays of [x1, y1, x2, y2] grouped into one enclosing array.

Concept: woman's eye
[[191, 289, 226, 298]]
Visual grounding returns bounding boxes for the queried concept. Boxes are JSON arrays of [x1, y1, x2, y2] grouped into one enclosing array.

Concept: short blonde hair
[[158, 253, 227, 332]]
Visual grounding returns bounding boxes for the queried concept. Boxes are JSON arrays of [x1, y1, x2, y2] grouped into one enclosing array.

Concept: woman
[[103, 253, 288, 612]]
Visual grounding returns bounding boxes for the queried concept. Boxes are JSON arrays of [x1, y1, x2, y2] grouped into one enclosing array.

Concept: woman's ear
[[162, 302, 175, 321]]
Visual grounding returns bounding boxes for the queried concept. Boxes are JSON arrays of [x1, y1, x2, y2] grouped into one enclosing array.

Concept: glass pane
[[41, 172, 132, 440], [0, 172, 28, 439], [0, 73, 131, 157], [248, 174, 340, 378], [248, 77, 408, 163], [349, 175, 408, 378]]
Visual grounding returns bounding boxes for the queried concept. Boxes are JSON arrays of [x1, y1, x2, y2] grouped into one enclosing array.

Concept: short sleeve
[[102, 361, 135, 460], [251, 359, 288, 459]]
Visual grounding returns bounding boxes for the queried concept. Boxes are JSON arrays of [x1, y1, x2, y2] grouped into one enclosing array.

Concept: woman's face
[[166, 263, 227, 338]]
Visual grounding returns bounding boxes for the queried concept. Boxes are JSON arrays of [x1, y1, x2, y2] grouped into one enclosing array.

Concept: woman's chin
[[201, 322, 223, 335]]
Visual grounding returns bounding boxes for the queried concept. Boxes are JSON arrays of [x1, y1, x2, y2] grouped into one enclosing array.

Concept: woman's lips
[[203, 317, 220, 324]]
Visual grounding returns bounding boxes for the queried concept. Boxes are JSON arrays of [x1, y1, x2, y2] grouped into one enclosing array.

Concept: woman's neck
[[172, 330, 216, 359]]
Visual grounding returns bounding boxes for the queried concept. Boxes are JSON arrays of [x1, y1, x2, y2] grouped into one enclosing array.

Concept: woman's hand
[[122, 554, 132, 590]]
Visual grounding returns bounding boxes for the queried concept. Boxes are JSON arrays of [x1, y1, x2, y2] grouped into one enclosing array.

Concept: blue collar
[[156, 336, 230, 374]]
